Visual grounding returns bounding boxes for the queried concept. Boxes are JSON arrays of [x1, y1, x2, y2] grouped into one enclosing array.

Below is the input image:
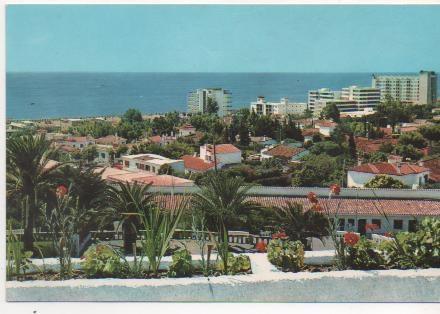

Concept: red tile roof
[[350, 162, 430, 176], [182, 155, 216, 172], [302, 128, 320, 137], [149, 135, 162, 144], [179, 124, 196, 130], [66, 136, 89, 142], [206, 144, 241, 154], [316, 120, 337, 128], [265, 145, 305, 159], [133, 175, 194, 187], [354, 137, 398, 154], [154, 195, 440, 217], [95, 135, 127, 145]]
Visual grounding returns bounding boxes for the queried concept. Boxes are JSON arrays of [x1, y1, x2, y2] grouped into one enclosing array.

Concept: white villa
[[200, 144, 241, 165], [121, 153, 184, 174], [347, 162, 430, 188]]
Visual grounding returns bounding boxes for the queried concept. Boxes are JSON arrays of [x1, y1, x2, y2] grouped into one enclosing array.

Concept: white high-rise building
[[341, 86, 381, 110], [308, 86, 381, 117], [372, 71, 437, 105], [249, 96, 307, 116], [187, 88, 232, 117]]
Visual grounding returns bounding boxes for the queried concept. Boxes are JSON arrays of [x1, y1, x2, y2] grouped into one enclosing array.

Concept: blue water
[[7, 72, 434, 120]]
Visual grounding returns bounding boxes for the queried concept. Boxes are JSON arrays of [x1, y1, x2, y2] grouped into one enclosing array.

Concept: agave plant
[[137, 197, 187, 276]]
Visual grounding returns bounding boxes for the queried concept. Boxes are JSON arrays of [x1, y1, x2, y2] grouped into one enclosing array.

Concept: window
[[338, 219, 345, 231], [372, 219, 381, 229], [408, 220, 417, 232], [347, 219, 355, 229], [101, 153, 105, 159], [124, 161, 129, 167], [393, 220, 403, 230]]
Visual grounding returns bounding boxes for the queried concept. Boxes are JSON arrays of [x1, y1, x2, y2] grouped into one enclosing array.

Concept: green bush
[[267, 239, 304, 272], [168, 249, 193, 278], [218, 253, 251, 275], [346, 237, 384, 270], [380, 218, 440, 269], [82, 244, 125, 278]]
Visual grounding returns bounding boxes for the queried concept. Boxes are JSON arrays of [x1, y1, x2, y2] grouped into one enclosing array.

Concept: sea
[[6, 72, 438, 120]]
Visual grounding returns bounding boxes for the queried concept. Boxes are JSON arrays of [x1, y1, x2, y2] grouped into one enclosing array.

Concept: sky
[[6, 5, 440, 73]]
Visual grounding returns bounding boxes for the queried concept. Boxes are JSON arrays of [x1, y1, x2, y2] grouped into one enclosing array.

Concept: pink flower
[[56, 185, 68, 198]]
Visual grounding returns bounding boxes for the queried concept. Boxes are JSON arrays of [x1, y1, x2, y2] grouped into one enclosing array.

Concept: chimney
[[357, 157, 362, 166], [396, 162, 402, 175]]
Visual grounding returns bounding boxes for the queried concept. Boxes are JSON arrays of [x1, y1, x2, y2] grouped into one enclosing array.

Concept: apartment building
[[341, 86, 381, 110], [372, 71, 437, 105], [308, 88, 341, 112], [308, 86, 381, 117], [187, 88, 232, 117], [250, 96, 307, 116]]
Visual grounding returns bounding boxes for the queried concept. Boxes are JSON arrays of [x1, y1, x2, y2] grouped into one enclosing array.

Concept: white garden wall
[[7, 253, 440, 302]]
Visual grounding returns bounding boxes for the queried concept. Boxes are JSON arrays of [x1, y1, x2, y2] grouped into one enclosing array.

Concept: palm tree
[[54, 164, 109, 236], [271, 202, 329, 247], [102, 182, 154, 254], [7, 134, 61, 251], [192, 171, 258, 274]]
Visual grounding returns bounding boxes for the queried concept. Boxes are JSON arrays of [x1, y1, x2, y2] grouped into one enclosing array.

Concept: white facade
[[187, 88, 232, 117], [341, 86, 381, 110], [121, 154, 184, 174], [310, 86, 381, 117], [250, 97, 307, 116], [308, 88, 341, 112], [347, 170, 430, 189], [372, 71, 437, 105], [199, 144, 241, 166], [178, 125, 196, 137], [60, 137, 95, 150], [95, 144, 113, 165]]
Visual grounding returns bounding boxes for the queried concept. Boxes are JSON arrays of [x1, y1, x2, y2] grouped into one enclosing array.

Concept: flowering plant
[[272, 231, 288, 240], [307, 192, 318, 204], [56, 185, 68, 198], [343, 232, 360, 247], [255, 241, 267, 253]]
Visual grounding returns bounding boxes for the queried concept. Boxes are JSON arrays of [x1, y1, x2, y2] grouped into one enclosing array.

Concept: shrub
[[346, 237, 384, 270], [168, 249, 193, 278], [218, 253, 251, 275], [380, 218, 440, 269], [82, 244, 125, 278], [267, 239, 304, 272]]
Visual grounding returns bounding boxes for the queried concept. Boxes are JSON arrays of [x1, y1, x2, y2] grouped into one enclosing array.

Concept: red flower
[[343, 232, 360, 247], [272, 232, 288, 240], [255, 241, 267, 253], [330, 184, 341, 196], [56, 185, 68, 198], [307, 192, 319, 204], [365, 223, 379, 231]]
